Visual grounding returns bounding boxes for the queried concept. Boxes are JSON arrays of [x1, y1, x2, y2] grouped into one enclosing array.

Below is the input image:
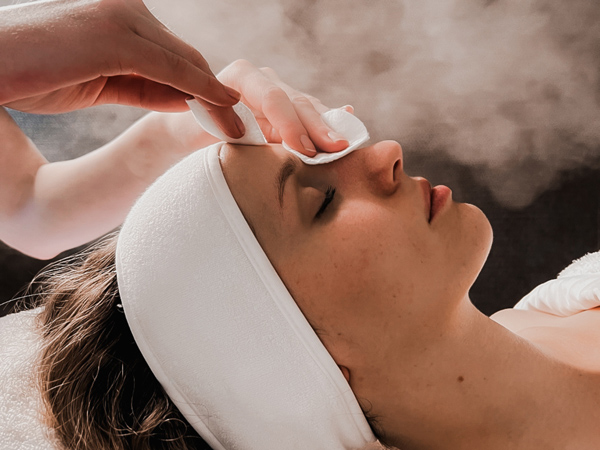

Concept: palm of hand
[[4, 78, 109, 114]]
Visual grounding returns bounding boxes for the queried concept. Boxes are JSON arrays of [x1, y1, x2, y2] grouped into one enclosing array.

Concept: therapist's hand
[[214, 59, 352, 156], [0, 0, 243, 138]]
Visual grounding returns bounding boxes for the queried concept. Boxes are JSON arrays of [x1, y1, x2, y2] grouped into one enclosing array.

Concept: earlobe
[[339, 365, 351, 383]]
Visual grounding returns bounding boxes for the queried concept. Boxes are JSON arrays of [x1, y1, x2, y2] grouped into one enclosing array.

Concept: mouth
[[430, 185, 452, 222], [417, 178, 433, 222], [417, 178, 452, 223]]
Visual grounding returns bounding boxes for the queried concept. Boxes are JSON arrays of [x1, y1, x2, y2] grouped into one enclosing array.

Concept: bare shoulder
[[492, 307, 600, 372], [489, 307, 564, 333]]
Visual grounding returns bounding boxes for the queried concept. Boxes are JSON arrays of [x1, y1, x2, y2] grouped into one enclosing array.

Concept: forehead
[[220, 142, 288, 185], [219, 143, 292, 242]]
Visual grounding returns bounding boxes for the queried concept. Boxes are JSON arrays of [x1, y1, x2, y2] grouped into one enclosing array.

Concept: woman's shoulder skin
[[491, 307, 600, 373]]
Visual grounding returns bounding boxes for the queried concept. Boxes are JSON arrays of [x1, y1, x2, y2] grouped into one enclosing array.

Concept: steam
[[3, 0, 599, 208], [147, 0, 600, 208]]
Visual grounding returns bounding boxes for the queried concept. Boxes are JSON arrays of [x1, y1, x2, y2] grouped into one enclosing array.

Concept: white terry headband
[[186, 99, 370, 163], [116, 142, 376, 449]]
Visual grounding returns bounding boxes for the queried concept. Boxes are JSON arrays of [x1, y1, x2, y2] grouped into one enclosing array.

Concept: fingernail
[[300, 135, 316, 154], [224, 85, 241, 101], [342, 104, 354, 113], [328, 130, 348, 143], [234, 113, 245, 136]]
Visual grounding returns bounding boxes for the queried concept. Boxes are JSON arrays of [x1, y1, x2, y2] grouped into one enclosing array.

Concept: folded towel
[[0, 308, 59, 450], [514, 251, 600, 316], [186, 99, 370, 164]]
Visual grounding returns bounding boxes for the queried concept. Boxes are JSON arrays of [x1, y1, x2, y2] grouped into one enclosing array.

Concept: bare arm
[[0, 108, 217, 259], [0, 0, 242, 137], [0, 61, 352, 259]]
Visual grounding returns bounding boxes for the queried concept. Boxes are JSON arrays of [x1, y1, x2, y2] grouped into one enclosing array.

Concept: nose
[[355, 140, 403, 196]]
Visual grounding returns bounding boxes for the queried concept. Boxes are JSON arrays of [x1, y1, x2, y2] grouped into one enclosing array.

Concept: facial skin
[[220, 140, 493, 419]]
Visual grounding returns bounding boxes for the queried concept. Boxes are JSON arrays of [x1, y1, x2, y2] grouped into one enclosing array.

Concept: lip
[[418, 178, 432, 221], [429, 185, 452, 222]]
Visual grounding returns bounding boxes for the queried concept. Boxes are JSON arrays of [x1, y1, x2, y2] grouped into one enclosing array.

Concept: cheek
[[282, 206, 426, 330]]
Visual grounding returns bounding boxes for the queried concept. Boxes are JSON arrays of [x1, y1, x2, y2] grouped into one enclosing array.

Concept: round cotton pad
[[186, 100, 268, 146], [282, 108, 370, 164], [186, 99, 370, 165], [116, 142, 376, 450]]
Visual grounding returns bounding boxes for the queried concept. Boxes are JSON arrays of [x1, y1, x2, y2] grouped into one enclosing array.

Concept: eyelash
[[315, 185, 336, 219]]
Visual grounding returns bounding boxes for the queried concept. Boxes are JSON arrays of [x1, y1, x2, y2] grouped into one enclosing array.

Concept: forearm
[[1, 111, 216, 259], [0, 0, 90, 104]]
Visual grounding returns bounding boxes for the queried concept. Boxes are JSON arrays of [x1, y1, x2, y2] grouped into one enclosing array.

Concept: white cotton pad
[[187, 99, 370, 164], [186, 99, 268, 145], [282, 108, 370, 165]]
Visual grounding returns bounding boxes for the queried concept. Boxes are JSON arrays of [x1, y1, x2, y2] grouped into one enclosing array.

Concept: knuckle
[[231, 59, 252, 70], [263, 86, 288, 103], [220, 59, 252, 80], [260, 66, 276, 76], [164, 51, 186, 72], [291, 95, 313, 107], [304, 94, 321, 104]]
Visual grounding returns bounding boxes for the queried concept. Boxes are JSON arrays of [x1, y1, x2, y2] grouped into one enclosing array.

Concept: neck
[[366, 300, 600, 450]]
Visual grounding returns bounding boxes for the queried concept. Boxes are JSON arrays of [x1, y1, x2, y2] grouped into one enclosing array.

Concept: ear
[[338, 365, 351, 383]]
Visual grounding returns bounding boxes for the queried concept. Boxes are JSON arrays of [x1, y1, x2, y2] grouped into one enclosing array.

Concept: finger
[[259, 87, 317, 155], [218, 62, 316, 155], [120, 33, 240, 107], [259, 68, 330, 113], [195, 98, 245, 139], [259, 70, 348, 152], [132, 15, 242, 104], [133, 15, 215, 76], [258, 68, 349, 152], [97, 75, 191, 112], [256, 117, 282, 143], [287, 94, 350, 153], [133, 15, 213, 71]]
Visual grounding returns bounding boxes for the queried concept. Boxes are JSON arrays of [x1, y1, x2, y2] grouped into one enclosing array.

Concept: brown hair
[[33, 233, 210, 450], [31, 232, 389, 449]]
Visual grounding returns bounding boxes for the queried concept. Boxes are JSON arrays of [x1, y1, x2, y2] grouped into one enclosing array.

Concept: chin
[[451, 202, 493, 290], [466, 202, 493, 267]]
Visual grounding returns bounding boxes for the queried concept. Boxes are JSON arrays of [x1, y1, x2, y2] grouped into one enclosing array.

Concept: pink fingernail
[[300, 135, 316, 154], [328, 130, 347, 143]]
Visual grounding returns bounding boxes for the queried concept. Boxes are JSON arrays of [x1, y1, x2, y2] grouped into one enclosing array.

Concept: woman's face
[[220, 141, 492, 382]]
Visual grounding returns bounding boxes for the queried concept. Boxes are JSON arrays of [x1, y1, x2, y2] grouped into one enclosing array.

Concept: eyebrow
[[276, 156, 298, 208]]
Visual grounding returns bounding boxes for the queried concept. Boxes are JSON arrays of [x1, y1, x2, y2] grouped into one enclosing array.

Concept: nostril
[[392, 160, 400, 180]]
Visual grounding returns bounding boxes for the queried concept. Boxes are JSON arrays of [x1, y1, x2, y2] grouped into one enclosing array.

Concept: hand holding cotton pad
[[281, 108, 370, 164], [186, 100, 268, 146], [186, 99, 370, 165]]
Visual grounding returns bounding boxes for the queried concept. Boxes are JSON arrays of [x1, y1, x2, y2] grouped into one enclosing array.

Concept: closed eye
[[315, 186, 336, 219]]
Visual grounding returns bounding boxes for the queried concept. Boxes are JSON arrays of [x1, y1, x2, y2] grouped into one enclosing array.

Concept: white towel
[[0, 308, 59, 450], [514, 251, 600, 316]]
